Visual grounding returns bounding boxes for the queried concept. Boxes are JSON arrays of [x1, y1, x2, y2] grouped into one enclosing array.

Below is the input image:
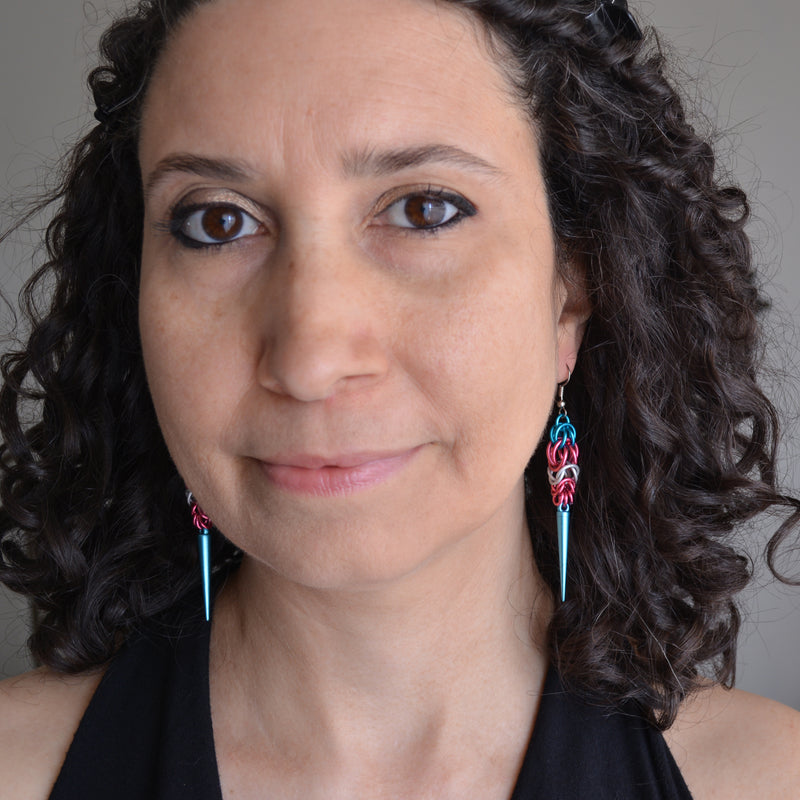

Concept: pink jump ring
[[191, 504, 211, 532]]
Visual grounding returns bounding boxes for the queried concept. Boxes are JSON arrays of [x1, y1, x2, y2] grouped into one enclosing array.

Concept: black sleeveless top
[[49, 616, 693, 799]]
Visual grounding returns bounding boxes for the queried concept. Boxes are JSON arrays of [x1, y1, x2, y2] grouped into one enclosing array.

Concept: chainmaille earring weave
[[546, 371, 580, 602], [186, 491, 213, 622]]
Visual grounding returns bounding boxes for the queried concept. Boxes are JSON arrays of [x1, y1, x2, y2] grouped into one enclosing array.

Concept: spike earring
[[186, 491, 213, 622], [546, 372, 580, 602]]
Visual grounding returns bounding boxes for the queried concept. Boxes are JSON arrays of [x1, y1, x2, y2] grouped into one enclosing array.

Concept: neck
[[209, 501, 552, 795]]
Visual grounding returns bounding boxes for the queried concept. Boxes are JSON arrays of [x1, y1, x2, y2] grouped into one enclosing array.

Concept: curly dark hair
[[1, 0, 798, 729]]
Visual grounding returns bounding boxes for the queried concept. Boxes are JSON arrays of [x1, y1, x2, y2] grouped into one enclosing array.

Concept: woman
[[1, 0, 799, 797]]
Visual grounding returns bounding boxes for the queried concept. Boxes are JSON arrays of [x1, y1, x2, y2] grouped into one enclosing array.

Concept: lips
[[259, 446, 424, 496]]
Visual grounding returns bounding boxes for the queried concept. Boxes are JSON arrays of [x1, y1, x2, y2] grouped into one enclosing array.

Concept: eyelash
[[380, 187, 477, 236], [157, 187, 477, 251], [155, 202, 261, 251]]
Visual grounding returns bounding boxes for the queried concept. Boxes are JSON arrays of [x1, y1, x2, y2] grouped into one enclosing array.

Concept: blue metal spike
[[556, 508, 570, 602], [198, 529, 211, 622]]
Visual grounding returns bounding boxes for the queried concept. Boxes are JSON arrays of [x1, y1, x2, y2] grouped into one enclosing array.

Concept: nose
[[257, 243, 389, 402]]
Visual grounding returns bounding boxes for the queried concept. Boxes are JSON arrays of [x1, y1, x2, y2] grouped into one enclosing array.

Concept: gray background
[[1, 2, 798, 706]]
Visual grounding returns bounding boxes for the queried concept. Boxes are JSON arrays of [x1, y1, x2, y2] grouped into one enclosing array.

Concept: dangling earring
[[546, 370, 580, 602], [186, 490, 213, 622]]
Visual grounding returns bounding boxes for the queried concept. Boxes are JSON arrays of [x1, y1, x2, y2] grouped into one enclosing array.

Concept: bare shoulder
[[0, 667, 103, 800], [664, 683, 800, 799]]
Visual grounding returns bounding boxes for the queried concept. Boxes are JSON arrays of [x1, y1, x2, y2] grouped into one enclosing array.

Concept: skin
[[0, 0, 798, 798], [137, 0, 575, 796]]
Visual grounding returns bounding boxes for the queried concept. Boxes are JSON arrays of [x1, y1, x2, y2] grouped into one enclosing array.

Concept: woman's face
[[138, 0, 587, 589]]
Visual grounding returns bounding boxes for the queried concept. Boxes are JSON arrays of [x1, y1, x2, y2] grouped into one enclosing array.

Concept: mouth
[[259, 446, 425, 496]]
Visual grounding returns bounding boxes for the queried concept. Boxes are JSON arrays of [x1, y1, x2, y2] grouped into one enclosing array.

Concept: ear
[[555, 267, 591, 381]]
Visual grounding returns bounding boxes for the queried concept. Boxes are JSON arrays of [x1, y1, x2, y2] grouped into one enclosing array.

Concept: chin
[[232, 511, 471, 593]]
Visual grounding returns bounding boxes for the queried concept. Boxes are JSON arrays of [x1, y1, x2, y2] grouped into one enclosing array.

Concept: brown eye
[[403, 196, 449, 227], [201, 206, 244, 240], [175, 204, 261, 246], [382, 190, 473, 230]]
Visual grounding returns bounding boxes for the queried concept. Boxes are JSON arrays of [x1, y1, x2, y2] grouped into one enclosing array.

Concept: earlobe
[[556, 274, 592, 379]]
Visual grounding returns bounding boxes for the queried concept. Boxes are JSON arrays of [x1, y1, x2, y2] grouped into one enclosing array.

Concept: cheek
[[405, 258, 558, 473], [138, 262, 243, 468]]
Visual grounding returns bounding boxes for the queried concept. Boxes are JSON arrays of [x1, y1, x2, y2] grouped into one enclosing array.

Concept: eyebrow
[[342, 144, 502, 178], [143, 154, 256, 201], [143, 143, 503, 200]]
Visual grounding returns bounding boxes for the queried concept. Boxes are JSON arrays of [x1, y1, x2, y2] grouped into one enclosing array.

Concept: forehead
[[139, 0, 533, 173]]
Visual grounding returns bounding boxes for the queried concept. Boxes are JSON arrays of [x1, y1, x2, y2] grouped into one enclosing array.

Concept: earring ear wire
[[546, 369, 580, 602]]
